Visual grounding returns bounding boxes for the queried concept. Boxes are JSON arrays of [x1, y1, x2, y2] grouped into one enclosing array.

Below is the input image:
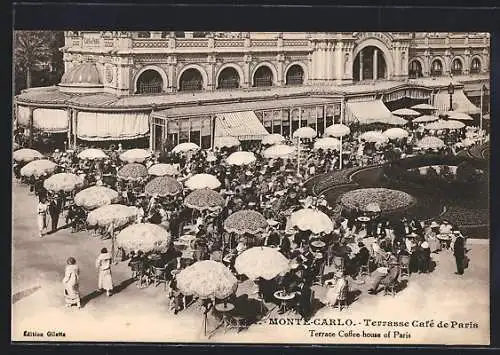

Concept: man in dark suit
[[351, 242, 370, 275], [263, 232, 280, 247], [278, 234, 291, 257], [453, 234, 466, 275], [48, 194, 63, 233]]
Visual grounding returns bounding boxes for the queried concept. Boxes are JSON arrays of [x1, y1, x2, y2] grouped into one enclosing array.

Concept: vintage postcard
[[12, 31, 490, 345]]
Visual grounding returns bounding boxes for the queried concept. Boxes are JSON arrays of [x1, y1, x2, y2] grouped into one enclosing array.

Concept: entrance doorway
[[353, 46, 387, 81]]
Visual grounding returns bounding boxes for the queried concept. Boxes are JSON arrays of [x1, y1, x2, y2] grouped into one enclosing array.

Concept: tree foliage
[[14, 31, 64, 92]]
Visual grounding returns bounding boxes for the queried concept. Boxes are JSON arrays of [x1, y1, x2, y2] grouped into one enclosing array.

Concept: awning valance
[[214, 111, 269, 141], [433, 89, 480, 115], [76, 111, 149, 141], [345, 100, 404, 125], [33, 108, 68, 133], [17, 105, 31, 126]]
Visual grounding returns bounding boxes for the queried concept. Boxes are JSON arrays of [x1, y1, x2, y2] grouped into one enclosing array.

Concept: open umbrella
[[235, 246, 290, 280], [184, 189, 224, 211], [177, 260, 237, 300], [116, 223, 171, 254], [87, 204, 138, 228], [20, 159, 57, 178], [74, 186, 119, 210], [359, 131, 389, 144], [119, 149, 151, 163], [77, 148, 109, 160], [384, 115, 408, 126], [325, 124, 351, 169], [411, 103, 437, 111], [292, 127, 317, 139], [261, 133, 285, 145], [413, 115, 439, 123], [313, 137, 341, 151], [224, 210, 268, 235], [364, 202, 381, 213], [416, 136, 445, 150], [262, 144, 295, 159], [325, 124, 350, 138], [117, 163, 148, 181], [424, 119, 465, 130], [13, 143, 20, 151], [185, 173, 221, 190], [214, 136, 240, 149], [172, 142, 200, 154], [43, 173, 84, 192], [226, 151, 256, 166], [148, 163, 180, 176], [13, 148, 43, 163], [290, 208, 334, 234], [145, 176, 183, 197], [383, 127, 409, 140], [447, 111, 474, 121], [391, 108, 421, 117]]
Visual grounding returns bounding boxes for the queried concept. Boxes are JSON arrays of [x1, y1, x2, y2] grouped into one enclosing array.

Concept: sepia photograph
[[11, 31, 490, 344]]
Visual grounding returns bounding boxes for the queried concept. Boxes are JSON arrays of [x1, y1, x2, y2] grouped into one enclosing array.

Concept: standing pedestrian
[[48, 194, 62, 233], [62, 257, 81, 308], [37, 197, 49, 238], [96, 248, 114, 296], [453, 233, 466, 275]]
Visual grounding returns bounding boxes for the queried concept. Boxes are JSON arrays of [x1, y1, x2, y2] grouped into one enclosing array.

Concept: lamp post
[[447, 82, 455, 111]]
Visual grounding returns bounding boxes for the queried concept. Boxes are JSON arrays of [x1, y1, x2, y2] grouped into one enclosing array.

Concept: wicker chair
[[151, 266, 167, 288], [334, 283, 349, 311]]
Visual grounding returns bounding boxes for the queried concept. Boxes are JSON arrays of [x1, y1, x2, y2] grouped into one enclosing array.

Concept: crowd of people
[[13, 121, 474, 320]]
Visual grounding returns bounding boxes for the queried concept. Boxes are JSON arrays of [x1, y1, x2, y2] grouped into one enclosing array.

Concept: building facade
[[15, 31, 490, 151]]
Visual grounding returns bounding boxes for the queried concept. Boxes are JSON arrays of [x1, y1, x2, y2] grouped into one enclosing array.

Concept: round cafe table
[[274, 290, 296, 314], [215, 302, 235, 332], [437, 234, 452, 249], [310, 240, 326, 250]]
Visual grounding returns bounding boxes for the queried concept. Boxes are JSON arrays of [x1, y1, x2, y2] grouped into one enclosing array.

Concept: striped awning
[[214, 111, 269, 141], [345, 100, 406, 125], [433, 89, 480, 115]]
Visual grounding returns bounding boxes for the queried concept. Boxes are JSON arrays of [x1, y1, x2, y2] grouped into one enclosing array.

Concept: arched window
[[253, 66, 273, 87], [353, 46, 387, 82], [451, 59, 463, 75], [285, 65, 304, 85], [137, 31, 151, 38], [471, 58, 481, 74], [430, 59, 443, 77], [408, 60, 423, 79], [179, 68, 203, 91], [217, 67, 240, 89], [136, 69, 163, 94]]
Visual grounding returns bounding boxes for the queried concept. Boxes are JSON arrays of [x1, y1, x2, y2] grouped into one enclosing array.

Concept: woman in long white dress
[[96, 248, 114, 297], [324, 272, 348, 307], [37, 198, 49, 238], [62, 257, 81, 308]]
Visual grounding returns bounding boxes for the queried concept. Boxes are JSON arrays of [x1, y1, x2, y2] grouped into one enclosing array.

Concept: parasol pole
[[339, 135, 343, 170]]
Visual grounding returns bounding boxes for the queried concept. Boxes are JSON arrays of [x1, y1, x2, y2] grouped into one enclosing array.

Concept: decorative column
[[373, 48, 378, 80], [359, 50, 364, 81], [168, 56, 177, 92], [207, 54, 216, 90], [243, 54, 252, 87], [276, 53, 285, 86]]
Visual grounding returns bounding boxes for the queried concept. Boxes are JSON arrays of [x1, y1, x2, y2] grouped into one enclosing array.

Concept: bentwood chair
[[399, 255, 411, 278], [151, 266, 167, 289], [334, 283, 349, 311]]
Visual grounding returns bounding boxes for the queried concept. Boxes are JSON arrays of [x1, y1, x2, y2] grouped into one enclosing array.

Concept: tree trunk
[[26, 68, 32, 89]]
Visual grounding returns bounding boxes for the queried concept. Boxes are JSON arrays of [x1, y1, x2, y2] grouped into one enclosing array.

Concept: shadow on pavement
[[80, 278, 135, 307], [12, 285, 41, 304]]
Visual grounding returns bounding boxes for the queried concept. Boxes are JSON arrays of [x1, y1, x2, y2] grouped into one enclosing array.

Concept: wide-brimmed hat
[[421, 241, 429, 249], [430, 221, 439, 228]]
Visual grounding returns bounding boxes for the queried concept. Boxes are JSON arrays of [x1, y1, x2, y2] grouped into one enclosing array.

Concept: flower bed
[[339, 188, 416, 214]]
